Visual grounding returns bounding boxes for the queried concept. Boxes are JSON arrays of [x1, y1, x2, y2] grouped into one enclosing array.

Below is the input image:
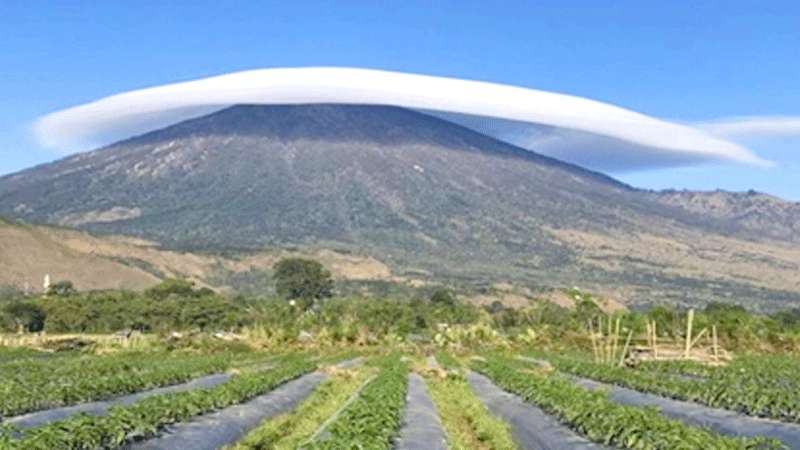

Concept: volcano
[[1, 104, 798, 309]]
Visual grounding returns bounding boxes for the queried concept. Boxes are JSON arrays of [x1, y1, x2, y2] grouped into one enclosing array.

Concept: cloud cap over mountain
[[33, 67, 769, 172]]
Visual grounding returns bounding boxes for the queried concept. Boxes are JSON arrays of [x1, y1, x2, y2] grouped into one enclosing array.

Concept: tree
[[273, 258, 334, 308], [3, 302, 46, 332], [430, 288, 456, 306], [47, 280, 76, 296], [575, 296, 604, 331], [145, 278, 202, 300]]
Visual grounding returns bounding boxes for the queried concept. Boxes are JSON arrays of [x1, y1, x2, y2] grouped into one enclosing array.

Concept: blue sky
[[1, 1, 798, 199]]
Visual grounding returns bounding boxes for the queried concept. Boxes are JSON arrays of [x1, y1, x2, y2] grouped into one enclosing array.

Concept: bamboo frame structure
[[589, 309, 729, 366]]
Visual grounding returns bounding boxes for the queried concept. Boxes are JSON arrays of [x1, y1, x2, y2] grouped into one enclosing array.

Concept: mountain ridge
[[1, 104, 798, 310]]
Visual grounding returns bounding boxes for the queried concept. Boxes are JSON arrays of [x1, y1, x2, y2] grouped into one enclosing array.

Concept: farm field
[[2, 279, 800, 449], [2, 341, 800, 450]]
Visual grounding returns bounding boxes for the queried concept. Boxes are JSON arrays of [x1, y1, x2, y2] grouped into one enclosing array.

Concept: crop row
[[424, 370, 516, 449], [0, 347, 54, 364], [0, 352, 238, 416], [636, 354, 800, 389], [718, 354, 800, 391], [228, 363, 375, 449], [434, 350, 461, 370], [635, 359, 716, 378], [0, 355, 315, 450], [537, 353, 800, 423], [305, 353, 408, 449], [473, 355, 781, 450]]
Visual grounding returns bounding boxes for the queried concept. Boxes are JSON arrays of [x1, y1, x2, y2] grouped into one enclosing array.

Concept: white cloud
[[33, 67, 771, 172], [696, 116, 800, 138]]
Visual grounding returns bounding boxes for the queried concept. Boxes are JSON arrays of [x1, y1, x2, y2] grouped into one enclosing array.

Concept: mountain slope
[[654, 189, 800, 242], [0, 217, 158, 291], [0, 104, 798, 310], [0, 216, 406, 294]]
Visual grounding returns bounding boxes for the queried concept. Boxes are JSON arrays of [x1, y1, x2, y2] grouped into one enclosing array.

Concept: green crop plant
[[305, 353, 408, 449], [425, 370, 517, 450], [0, 351, 242, 416], [473, 355, 782, 450], [532, 352, 800, 423], [1, 355, 315, 450], [227, 364, 375, 449]]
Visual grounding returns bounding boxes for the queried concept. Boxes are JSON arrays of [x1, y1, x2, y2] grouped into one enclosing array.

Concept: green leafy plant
[[473, 355, 781, 450], [305, 353, 407, 449], [228, 364, 374, 449], [3, 355, 315, 450], [533, 351, 800, 423], [424, 361, 516, 450], [0, 351, 239, 417]]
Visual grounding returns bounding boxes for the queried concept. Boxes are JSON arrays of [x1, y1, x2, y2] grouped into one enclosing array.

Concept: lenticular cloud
[[33, 67, 770, 172]]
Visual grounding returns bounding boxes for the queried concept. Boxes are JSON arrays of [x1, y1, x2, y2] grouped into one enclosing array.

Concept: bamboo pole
[[596, 319, 603, 363], [684, 309, 694, 359], [589, 320, 599, 363], [619, 329, 634, 367], [611, 317, 621, 364], [712, 325, 719, 361], [652, 321, 658, 359], [689, 327, 708, 349], [605, 316, 613, 364], [596, 316, 603, 363]]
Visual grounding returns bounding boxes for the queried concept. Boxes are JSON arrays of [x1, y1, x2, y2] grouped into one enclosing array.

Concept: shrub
[[46, 280, 76, 297], [2, 301, 46, 332], [430, 288, 456, 306]]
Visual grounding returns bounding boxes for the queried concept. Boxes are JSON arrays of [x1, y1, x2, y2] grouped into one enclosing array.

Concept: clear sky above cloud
[[1, 1, 798, 199]]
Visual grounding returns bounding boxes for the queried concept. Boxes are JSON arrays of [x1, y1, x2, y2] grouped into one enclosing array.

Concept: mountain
[[1, 104, 798, 310]]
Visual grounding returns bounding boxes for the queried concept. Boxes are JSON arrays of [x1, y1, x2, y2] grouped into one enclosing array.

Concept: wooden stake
[[619, 330, 634, 367], [684, 309, 694, 359]]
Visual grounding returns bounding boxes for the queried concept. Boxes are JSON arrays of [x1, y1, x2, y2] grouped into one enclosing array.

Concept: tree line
[[1, 258, 800, 351]]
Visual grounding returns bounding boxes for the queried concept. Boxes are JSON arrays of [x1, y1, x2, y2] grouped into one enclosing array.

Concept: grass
[[226, 364, 374, 450], [425, 373, 517, 450]]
